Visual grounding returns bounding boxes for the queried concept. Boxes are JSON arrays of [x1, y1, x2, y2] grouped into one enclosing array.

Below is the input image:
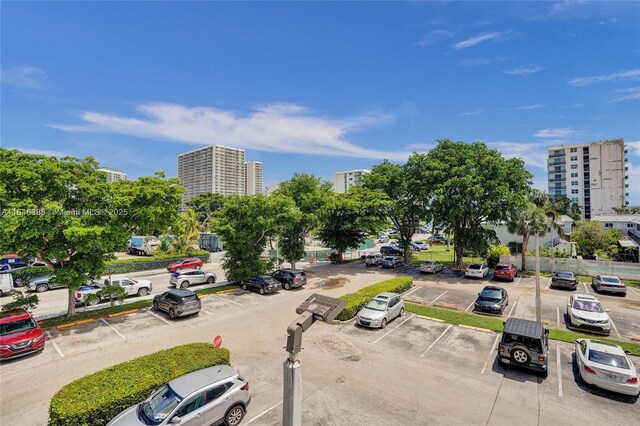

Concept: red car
[[493, 263, 518, 282], [166, 258, 203, 273], [0, 309, 46, 360]]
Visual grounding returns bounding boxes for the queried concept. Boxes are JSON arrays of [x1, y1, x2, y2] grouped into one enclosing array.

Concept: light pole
[[535, 231, 541, 323]]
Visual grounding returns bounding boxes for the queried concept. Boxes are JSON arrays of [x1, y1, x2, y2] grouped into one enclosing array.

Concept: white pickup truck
[[75, 277, 153, 305]]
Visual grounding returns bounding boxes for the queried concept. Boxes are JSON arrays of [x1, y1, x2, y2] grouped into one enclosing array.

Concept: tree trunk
[[290, 259, 297, 270], [67, 288, 76, 317], [521, 234, 529, 272], [455, 245, 464, 269]]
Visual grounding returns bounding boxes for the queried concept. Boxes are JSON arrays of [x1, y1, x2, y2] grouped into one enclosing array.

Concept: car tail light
[[292, 277, 297, 283], [538, 355, 545, 362], [241, 382, 249, 391], [76, 292, 81, 299], [498, 345, 505, 353], [627, 377, 638, 384], [584, 365, 596, 375]]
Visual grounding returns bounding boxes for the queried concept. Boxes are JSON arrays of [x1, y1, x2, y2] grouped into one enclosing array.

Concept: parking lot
[[1, 262, 638, 425]]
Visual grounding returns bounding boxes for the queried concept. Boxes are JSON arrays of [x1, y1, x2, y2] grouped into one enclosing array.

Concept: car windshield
[[588, 349, 630, 369], [468, 264, 481, 270], [573, 300, 604, 313], [495, 265, 510, 270], [0, 317, 36, 336], [364, 299, 387, 311], [601, 276, 621, 284], [479, 289, 502, 300], [556, 272, 574, 279], [140, 384, 182, 425]]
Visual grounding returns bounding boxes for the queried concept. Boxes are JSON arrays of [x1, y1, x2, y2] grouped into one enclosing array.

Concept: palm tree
[[182, 209, 201, 241], [507, 202, 538, 271]]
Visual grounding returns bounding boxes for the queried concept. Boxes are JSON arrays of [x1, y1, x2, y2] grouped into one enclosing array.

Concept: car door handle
[[224, 397, 230, 402]]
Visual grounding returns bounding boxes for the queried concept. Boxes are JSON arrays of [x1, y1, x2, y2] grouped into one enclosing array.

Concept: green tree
[[316, 187, 389, 262], [613, 205, 640, 214], [275, 174, 333, 269], [486, 244, 511, 268], [1, 291, 39, 312], [364, 161, 429, 262], [99, 284, 128, 307], [0, 149, 183, 316], [549, 194, 582, 221], [407, 140, 532, 268], [186, 192, 226, 231], [571, 220, 622, 258], [212, 194, 301, 282]]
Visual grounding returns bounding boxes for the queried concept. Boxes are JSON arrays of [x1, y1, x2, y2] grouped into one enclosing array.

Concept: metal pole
[[282, 356, 302, 426], [535, 232, 541, 323], [551, 226, 555, 273]]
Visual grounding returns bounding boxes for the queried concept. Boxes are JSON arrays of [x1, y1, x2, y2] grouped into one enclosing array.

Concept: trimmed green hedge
[[104, 254, 209, 274], [336, 276, 413, 321], [49, 343, 231, 426]]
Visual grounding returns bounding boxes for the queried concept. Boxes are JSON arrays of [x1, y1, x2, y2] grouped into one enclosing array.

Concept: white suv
[[567, 294, 611, 335]]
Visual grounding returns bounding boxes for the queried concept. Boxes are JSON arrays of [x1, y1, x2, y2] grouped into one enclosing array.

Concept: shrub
[[336, 276, 413, 321], [49, 343, 231, 426], [388, 233, 400, 240], [104, 254, 209, 274], [486, 244, 511, 268]]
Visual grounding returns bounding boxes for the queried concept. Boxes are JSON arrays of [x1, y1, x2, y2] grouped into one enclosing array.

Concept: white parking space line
[[100, 318, 126, 340], [481, 333, 501, 374], [629, 287, 640, 298], [557, 344, 563, 397], [210, 294, 244, 307], [556, 307, 560, 328], [372, 314, 415, 344], [582, 282, 590, 294], [544, 278, 552, 291], [45, 330, 64, 358], [426, 291, 448, 306], [420, 324, 452, 357], [403, 286, 421, 298], [515, 276, 522, 286], [464, 300, 475, 312], [199, 309, 213, 316], [247, 400, 282, 424], [506, 299, 518, 318], [147, 310, 174, 326], [610, 318, 621, 339]]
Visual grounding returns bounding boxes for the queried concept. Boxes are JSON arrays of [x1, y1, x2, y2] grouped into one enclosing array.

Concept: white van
[[0, 273, 15, 296]]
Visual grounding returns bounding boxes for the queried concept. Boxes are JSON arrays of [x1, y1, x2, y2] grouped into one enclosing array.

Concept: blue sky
[[2, 1, 639, 203]]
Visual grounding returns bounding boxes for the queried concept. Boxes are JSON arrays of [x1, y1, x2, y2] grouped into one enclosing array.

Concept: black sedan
[[474, 286, 509, 315], [241, 275, 282, 295], [270, 269, 307, 290]]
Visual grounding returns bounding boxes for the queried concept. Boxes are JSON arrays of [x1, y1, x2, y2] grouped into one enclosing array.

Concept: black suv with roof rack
[[497, 317, 549, 378]]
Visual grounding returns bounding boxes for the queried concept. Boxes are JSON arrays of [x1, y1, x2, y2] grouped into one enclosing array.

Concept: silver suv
[[497, 318, 549, 378], [108, 365, 251, 426], [356, 292, 405, 329], [170, 269, 216, 289], [365, 253, 383, 266]]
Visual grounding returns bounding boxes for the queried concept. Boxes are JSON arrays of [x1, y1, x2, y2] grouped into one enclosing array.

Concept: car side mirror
[[171, 416, 182, 424], [605, 309, 610, 312], [545, 329, 549, 334]]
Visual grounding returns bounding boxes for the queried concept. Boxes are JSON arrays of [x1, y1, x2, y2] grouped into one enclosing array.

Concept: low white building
[[99, 167, 127, 183], [333, 169, 370, 193], [590, 214, 640, 238]]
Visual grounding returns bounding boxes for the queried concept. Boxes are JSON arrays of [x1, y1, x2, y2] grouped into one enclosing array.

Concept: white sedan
[[566, 294, 611, 335], [575, 339, 640, 397], [465, 263, 489, 279]]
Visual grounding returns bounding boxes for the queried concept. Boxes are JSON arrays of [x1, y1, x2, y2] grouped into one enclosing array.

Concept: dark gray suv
[[153, 289, 201, 319], [497, 318, 549, 378]]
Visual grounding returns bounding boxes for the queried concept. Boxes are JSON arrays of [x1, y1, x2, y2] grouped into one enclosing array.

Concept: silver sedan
[[592, 275, 626, 296], [169, 269, 216, 289]]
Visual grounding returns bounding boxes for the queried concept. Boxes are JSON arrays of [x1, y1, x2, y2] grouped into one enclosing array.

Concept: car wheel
[[260, 287, 265, 295], [510, 346, 531, 366], [169, 309, 176, 319], [225, 404, 245, 426], [399, 307, 405, 317], [36, 284, 48, 293], [207, 276, 215, 284], [153, 301, 159, 311], [137, 288, 149, 296], [242, 283, 247, 290], [381, 318, 387, 329], [180, 281, 189, 289], [284, 283, 291, 290], [195, 265, 201, 270]]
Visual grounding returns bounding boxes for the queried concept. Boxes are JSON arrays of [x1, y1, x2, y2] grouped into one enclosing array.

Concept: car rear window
[[556, 272, 574, 279], [600, 276, 621, 284], [588, 349, 629, 369], [294, 272, 305, 277], [495, 265, 510, 270], [468, 264, 481, 269], [1, 317, 36, 336], [180, 295, 198, 303], [503, 333, 542, 352]]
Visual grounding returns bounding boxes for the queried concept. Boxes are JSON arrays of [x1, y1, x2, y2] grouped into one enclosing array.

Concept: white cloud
[[0, 66, 48, 89], [50, 102, 414, 161], [503, 66, 544, 76], [412, 30, 455, 47], [609, 87, 640, 102], [535, 128, 575, 138], [484, 141, 549, 169], [461, 104, 542, 116], [452, 32, 507, 49], [6, 147, 69, 157], [627, 141, 640, 156], [568, 69, 640, 86], [599, 18, 618, 25], [459, 56, 511, 66], [551, 1, 586, 14]]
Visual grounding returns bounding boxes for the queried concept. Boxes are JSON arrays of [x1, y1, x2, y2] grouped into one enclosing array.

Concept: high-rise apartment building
[[245, 161, 264, 195], [333, 169, 370, 193], [178, 145, 246, 205], [99, 167, 127, 183], [547, 139, 628, 219]]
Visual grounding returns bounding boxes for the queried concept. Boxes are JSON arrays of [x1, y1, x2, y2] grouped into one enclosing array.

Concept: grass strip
[[40, 284, 238, 328], [405, 303, 640, 357]]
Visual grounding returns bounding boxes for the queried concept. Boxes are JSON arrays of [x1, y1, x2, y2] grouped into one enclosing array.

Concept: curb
[[216, 289, 236, 295], [332, 317, 357, 325], [108, 309, 139, 318], [631, 337, 640, 343], [414, 314, 445, 323], [459, 324, 494, 333], [56, 319, 94, 329]]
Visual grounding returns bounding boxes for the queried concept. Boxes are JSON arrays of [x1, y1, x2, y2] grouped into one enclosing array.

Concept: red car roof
[[0, 309, 32, 323]]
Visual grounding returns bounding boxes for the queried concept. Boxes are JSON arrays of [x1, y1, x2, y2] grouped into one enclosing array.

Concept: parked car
[[365, 253, 383, 267], [380, 246, 402, 256], [551, 271, 578, 290], [166, 258, 204, 273], [566, 294, 611, 335], [108, 365, 251, 426], [75, 277, 152, 306], [153, 289, 201, 319], [592, 275, 626, 296], [575, 339, 640, 397], [0, 273, 15, 297], [377, 235, 389, 243], [170, 269, 216, 289], [356, 292, 405, 329], [413, 241, 429, 251], [380, 256, 403, 269], [430, 235, 447, 245], [27, 275, 65, 293], [474, 286, 509, 314], [0, 309, 45, 360], [493, 263, 518, 282], [270, 269, 307, 290], [465, 262, 489, 279], [0, 257, 28, 271], [497, 317, 549, 377], [241, 275, 281, 295], [418, 260, 444, 274]]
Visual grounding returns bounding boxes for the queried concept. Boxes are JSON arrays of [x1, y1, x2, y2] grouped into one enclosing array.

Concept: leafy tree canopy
[[186, 192, 226, 230], [571, 220, 622, 259]]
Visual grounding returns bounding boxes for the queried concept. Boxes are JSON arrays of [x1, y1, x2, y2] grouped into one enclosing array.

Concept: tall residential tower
[[245, 161, 264, 195]]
